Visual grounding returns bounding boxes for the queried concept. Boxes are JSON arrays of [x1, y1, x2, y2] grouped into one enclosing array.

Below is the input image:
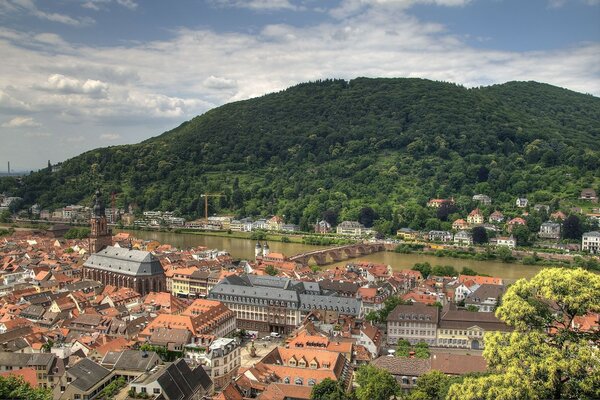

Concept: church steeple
[[89, 189, 112, 253], [93, 189, 105, 217]]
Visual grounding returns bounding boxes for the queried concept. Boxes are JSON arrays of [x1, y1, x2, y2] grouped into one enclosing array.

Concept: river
[[119, 229, 545, 282]]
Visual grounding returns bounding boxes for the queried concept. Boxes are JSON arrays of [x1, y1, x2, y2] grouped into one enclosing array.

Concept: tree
[[322, 209, 339, 226], [496, 246, 514, 262], [264, 265, 278, 276], [414, 341, 430, 358], [563, 215, 583, 240], [0, 211, 11, 223], [466, 305, 479, 312], [512, 225, 531, 246], [0, 375, 51, 400], [412, 262, 431, 279], [396, 338, 411, 357], [310, 378, 347, 400], [358, 206, 378, 228], [431, 265, 458, 277], [447, 268, 600, 400], [472, 226, 488, 244], [407, 370, 454, 400], [355, 364, 400, 400], [460, 267, 478, 276]]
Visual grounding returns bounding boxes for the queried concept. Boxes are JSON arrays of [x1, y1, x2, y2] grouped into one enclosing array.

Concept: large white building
[[386, 303, 439, 345], [582, 231, 600, 254]]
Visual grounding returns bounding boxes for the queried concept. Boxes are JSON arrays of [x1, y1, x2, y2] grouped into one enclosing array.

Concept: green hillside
[[3, 78, 600, 232]]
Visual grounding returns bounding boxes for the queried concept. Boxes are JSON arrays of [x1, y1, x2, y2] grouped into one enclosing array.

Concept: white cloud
[[2, 116, 40, 128], [214, 0, 301, 10], [548, 0, 599, 7], [43, 74, 109, 98], [100, 133, 121, 140], [116, 0, 138, 10], [1, 0, 95, 26], [330, 0, 472, 18], [204, 76, 238, 89]]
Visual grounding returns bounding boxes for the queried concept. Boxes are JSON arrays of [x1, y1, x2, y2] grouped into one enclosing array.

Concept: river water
[[120, 230, 546, 282]]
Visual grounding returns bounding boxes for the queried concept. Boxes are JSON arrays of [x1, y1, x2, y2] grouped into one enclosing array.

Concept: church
[[82, 190, 166, 295]]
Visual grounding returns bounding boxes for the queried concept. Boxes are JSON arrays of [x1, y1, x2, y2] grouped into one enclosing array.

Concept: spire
[[93, 189, 105, 217]]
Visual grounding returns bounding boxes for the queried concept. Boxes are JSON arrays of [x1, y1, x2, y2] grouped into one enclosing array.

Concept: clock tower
[[89, 190, 112, 253]]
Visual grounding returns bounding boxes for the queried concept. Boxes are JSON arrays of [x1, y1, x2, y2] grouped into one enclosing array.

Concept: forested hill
[[4, 78, 600, 232]]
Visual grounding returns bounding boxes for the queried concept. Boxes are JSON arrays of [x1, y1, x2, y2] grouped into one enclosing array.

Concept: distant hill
[[2, 78, 599, 232]]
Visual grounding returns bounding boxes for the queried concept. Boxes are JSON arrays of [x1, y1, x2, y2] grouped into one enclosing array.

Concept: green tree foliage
[[412, 262, 431, 279], [369, 296, 409, 323], [0, 210, 11, 223], [264, 265, 278, 276], [496, 246, 514, 262], [0, 375, 51, 400], [406, 370, 454, 400], [512, 225, 531, 246], [471, 226, 488, 244], [355, 364, 400, 400], [9, 79, 600, 225], [414, 341, 430, 359], [310, 378, 347, 400], [447, 268, 600, 400], [99, 377, 126, 400], [562, 215, 583, 240], [431, 265, 458, 277], [396, 338, 411, 357], [64, 227, 91, 239], [460, 267, 478, 276]]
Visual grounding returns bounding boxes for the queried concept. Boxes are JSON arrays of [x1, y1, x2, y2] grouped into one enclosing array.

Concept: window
[[141, 387, 147, 393], [295, 378, 303, 385], [154, 388, 160, 394], [74, 395, 81, 400]]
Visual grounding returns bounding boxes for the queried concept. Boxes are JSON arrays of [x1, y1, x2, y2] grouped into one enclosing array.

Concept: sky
[[1, 0, 599, 171]]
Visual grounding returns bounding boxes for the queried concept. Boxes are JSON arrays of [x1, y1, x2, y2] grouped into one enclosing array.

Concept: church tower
[[89, 190, 112, 254]]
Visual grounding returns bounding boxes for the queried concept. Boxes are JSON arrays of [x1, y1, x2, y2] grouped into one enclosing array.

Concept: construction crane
[[200, 193, 225, 221]]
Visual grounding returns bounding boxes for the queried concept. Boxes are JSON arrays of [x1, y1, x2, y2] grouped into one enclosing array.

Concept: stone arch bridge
[[289, 243, 386, 266]]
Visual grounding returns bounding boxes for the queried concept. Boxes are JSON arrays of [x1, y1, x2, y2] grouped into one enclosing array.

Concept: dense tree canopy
[[447, 268, 600, 400], [4, 78, 598, 233], [355, 364, 400, 400], [0, 375, 51, 400]]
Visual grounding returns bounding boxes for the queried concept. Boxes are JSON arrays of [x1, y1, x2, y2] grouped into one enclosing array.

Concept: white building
[[490, 236, 516, 249], [454, 230, 473, 246], [582, 231, 600, 254], [337, 221, 367, 236], [516, 198, 529, 208]]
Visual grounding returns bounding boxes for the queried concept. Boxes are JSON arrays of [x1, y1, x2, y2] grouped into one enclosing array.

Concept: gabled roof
[[84, 246, 164, 277], [157, 359, 212, 400], [68, 358, 111, 391]]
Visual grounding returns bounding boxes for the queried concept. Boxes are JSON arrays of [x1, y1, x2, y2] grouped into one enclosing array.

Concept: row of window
[[282, 377, 317, 386]]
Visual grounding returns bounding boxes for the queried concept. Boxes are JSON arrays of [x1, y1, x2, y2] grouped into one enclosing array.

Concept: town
[[0, 189, 597, 400]]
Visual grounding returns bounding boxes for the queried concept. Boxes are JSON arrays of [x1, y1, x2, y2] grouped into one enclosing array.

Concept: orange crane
[[200, 193, 225, 221]]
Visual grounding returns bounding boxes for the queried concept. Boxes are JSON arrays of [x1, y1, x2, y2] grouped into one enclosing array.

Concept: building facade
[[582, 231, 600, 254], [209, 275, 361, 334], [83, 246, 166, 296], [386, 303, 439, 346]]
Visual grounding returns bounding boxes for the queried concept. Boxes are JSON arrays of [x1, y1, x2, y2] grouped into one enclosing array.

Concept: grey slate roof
[[299, 294, 360, 315], [157, 360, 212, 400], [211, 274, 360, 315], [68, 358, 111, 391], [84, 246, 163, 277], [465, 284, 505, 305], [103, 350, 160, 372], [387, 303, 439, 323]]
